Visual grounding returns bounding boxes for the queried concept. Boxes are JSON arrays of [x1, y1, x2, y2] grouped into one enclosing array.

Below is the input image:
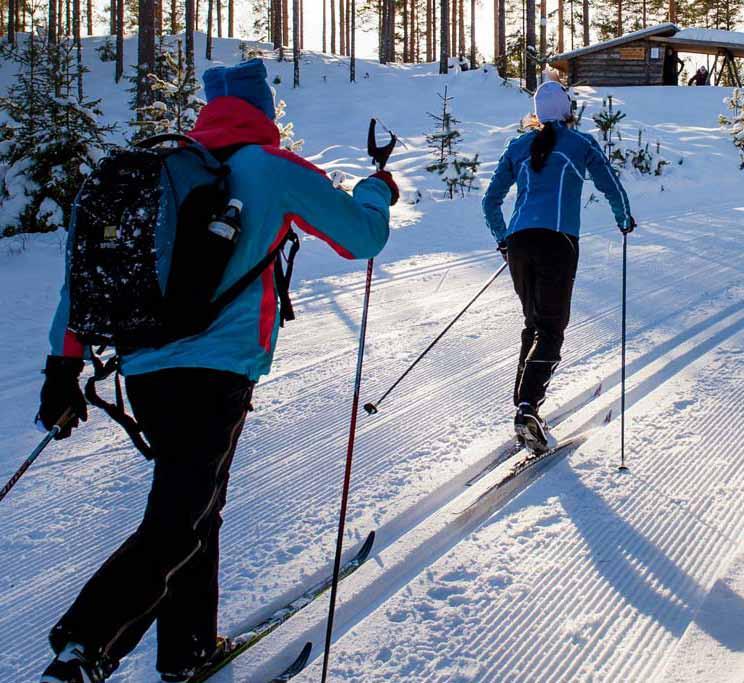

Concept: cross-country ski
[[3, 14, 744, 683]]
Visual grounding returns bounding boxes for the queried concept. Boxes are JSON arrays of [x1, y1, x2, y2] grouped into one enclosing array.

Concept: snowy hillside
[[2, 34, 744, 682]]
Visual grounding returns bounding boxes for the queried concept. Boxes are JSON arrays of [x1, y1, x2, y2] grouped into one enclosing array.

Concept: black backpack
[[67, 133, 299, 457]]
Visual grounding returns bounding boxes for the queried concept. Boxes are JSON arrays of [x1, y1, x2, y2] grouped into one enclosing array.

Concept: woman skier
[[482, 81, 635, 454]]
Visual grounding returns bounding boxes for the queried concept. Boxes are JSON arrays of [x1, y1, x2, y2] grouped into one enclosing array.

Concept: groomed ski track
[[1, 49, 743, 681]]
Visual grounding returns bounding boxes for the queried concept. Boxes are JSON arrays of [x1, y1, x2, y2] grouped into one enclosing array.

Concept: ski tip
[[357, 530, 376, 562], [271, 642, 312, 682], [363, 402, 378, 415]]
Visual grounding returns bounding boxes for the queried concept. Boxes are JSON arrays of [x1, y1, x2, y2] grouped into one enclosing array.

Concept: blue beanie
[[203, 59, 276, 120]]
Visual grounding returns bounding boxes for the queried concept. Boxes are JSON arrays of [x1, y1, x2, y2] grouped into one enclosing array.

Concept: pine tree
[[131, 39, 204, 140], [0, 28, 114, 234]]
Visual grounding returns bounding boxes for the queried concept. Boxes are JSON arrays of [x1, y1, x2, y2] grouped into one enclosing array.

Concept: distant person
[[37, 59, 397, 683], [482, 81, 636, 454], [688, 65, 709, 86], [663, 47, 685, 86]]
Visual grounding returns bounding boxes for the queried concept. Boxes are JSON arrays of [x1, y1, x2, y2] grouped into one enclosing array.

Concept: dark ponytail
[[530, 122, 556, 173]]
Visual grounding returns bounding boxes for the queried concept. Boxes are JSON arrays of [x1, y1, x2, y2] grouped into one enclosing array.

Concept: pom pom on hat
[[203, 59, 276, 120]]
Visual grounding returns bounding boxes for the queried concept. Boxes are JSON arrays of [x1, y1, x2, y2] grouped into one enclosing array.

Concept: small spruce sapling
[[131, 39, 205, 140], [719, 88, 744, 169], [593, 95, 626, 167], [425, 86, 480, 199], [275, 96, 303, 152]]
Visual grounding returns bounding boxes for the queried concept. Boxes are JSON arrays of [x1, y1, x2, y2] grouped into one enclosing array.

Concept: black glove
[[620, 216, 637, 235], [497, 241, 509, 262], [37, 356, 87, 439]]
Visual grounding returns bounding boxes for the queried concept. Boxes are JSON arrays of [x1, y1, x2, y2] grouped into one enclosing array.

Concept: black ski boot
[[40, 643, 105, 683], [514, 402, 557, 455]]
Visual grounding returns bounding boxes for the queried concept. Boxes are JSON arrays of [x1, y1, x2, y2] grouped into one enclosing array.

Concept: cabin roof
[[550, 23, 679, 63]]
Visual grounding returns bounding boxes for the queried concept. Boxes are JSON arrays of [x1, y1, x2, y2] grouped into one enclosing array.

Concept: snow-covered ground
[[1, 34, 743, 682]]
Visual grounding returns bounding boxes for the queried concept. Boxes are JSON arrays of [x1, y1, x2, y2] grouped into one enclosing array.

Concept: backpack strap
[[209, 228, 300, 321], [274, 230, 301, 326], [138, 133, 229, 178], [84, 353, 154, 460]]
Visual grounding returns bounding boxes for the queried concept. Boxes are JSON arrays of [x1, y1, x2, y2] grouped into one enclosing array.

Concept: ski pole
[[364, 262, 508, 415], [619, 231, 629, 472], [321, 258, 374, 683], [0, 408, 75, 503]]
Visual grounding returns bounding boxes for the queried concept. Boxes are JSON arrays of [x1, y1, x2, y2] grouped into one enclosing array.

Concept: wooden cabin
[[550, 24, 744, 88]]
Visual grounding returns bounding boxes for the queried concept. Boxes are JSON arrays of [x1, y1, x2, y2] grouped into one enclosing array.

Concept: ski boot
[[40, 643, 105, 683], [160, 636, 232, 682], [514, 402, 557, 455]]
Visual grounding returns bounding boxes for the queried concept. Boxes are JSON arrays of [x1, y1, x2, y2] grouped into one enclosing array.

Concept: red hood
[[189, 96, 281, 150]]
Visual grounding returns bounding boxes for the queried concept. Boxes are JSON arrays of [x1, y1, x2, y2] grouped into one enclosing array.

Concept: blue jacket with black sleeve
[[482, 122, 633, 244]]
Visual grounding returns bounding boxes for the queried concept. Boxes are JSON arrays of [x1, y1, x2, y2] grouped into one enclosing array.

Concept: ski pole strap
[[85, 354, 154, 460]]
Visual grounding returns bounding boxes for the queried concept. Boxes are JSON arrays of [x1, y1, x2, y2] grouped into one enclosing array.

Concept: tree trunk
[[228, 0, 233, 36], [339, 0, 345, 55], [330, 0, 335, 53], [185, 0, 194, 70], [539, 0, 546, 57], [138, 0, 156, 105], [74, 0, 84, 99], [282, 0, 288, 47], [526, 0, 536, 90], [582, 0, 589, 46], [216, 0, 221, 38], [617, 0, 622, 37], [469, 0, 475, 66], [7, 0, 14, 44], [669, 0, 676, 23], [116, 0, 124, 80], [49, 0, 57, 44], [155, 0, 162, 35], [498, 0, 505, 73], [458, 0, 464, 57], [350, 0, 355, 79], [557, 0, 564, 52], [402, 0, 408, 60], [86, 0, 92, 35], [439, 0, 448, 73], [293, 0, 299, 86], [171, 0, 177, 33], [322, 0, 326, 51], [206, 0, 213, 59], [450, 0, 456, 57]]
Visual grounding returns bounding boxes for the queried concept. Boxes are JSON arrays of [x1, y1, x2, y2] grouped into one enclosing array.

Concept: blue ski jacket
[[49, 97, 393, 381], [482, 122, 633, 243]]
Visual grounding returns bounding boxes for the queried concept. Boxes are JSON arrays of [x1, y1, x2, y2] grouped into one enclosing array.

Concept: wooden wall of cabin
[[567, 40, 665, 86]]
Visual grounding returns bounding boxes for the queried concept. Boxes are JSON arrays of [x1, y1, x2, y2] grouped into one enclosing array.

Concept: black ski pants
[[507, 229, 579, 409], [49, 368, 254, 675]]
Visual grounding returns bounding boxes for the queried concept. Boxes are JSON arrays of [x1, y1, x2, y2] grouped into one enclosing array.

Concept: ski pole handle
[[0, 408, 75, 503]]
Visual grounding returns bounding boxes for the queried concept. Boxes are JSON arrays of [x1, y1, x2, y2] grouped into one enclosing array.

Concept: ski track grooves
[[225, 300, 744, 682], [2, 203, 743, 681]]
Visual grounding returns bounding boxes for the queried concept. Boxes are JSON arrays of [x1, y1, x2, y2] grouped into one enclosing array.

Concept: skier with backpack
[[482, 81, 635, 455], [36, 59, 398, 683]]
